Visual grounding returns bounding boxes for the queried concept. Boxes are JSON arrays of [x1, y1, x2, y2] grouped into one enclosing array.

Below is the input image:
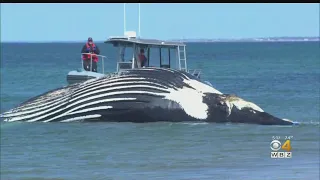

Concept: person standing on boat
[[138, 48, 147, 68], [81, 37, 100, 72]]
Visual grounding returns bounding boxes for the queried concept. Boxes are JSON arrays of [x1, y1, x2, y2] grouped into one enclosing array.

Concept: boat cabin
[[104, 32, 190, 74]]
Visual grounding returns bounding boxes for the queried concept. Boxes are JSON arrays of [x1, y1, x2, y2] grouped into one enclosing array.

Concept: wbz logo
[[270, 139, 292, 158]]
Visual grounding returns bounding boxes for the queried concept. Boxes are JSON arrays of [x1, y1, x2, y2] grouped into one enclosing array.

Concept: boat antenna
[[138, 3, 141, 38], [124, 3, 126, 35]]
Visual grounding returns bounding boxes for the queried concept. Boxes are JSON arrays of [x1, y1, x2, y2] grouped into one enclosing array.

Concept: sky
[[1, 3, 319, 42]]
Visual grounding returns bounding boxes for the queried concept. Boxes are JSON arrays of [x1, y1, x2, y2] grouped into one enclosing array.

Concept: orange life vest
[[82, 43, 98, 62]]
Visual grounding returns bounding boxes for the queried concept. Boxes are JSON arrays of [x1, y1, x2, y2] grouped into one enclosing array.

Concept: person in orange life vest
[[138, 48, 147, 68], [81, 37, 100, 72]]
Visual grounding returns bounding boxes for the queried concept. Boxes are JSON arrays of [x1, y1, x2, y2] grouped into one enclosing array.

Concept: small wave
[[272, 120, 320, 127], [180, 122, 209, 126], [297, 120, 320, 126]]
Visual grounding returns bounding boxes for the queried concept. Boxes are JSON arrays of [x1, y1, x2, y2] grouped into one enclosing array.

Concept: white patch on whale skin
[[164, 87, 208, 120], [224, 101, 233, 116], [237, 101, 263, 112], [183, 79, 223, 95], [282, 118, 293, 123], [233, 100, 264, 112], [160, 76, 223, 119], [224, 96, 264, 113]]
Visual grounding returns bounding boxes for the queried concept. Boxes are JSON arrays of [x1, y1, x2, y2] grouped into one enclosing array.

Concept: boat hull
[[66, 70, 105, 85]]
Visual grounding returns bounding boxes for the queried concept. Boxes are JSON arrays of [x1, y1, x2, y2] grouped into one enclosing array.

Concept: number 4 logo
[[282, 140, 292, 151]]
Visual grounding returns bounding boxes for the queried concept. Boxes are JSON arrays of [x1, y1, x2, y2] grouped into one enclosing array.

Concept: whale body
[[0, 68, 295, 125]]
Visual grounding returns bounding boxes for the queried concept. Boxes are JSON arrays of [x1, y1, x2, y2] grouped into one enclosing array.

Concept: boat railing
[[188, 69, 202, 78], [81, 53, 107, 74]]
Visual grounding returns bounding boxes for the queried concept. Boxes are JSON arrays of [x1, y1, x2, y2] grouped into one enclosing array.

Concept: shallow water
[[1, 122, 319, 180]]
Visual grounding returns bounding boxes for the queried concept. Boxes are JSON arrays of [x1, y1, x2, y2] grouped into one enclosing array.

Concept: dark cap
[[88, 37, 93, 41]]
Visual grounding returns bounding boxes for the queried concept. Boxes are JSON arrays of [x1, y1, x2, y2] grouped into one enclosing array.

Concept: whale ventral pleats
[[0, 67, 295, 125]]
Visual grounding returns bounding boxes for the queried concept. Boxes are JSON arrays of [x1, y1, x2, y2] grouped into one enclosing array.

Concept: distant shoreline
[[1, 37, 319, 43], [171, 37, 320, 43]]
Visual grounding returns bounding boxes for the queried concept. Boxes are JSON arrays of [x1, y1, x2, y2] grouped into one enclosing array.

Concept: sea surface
[[1, 42, 319, 180]]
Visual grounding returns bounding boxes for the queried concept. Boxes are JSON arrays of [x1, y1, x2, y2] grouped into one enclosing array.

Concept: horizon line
[[1, 36, 319, 43]]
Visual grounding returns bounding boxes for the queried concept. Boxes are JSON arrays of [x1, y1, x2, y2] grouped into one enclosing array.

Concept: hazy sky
[[1, 3, 319, 42]]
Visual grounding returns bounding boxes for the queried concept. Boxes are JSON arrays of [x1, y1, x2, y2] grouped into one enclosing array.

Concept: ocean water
[[1, 42, 319, 180]]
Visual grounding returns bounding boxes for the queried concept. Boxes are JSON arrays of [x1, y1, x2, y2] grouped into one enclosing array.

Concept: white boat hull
[[67, 70, 105, 84]]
